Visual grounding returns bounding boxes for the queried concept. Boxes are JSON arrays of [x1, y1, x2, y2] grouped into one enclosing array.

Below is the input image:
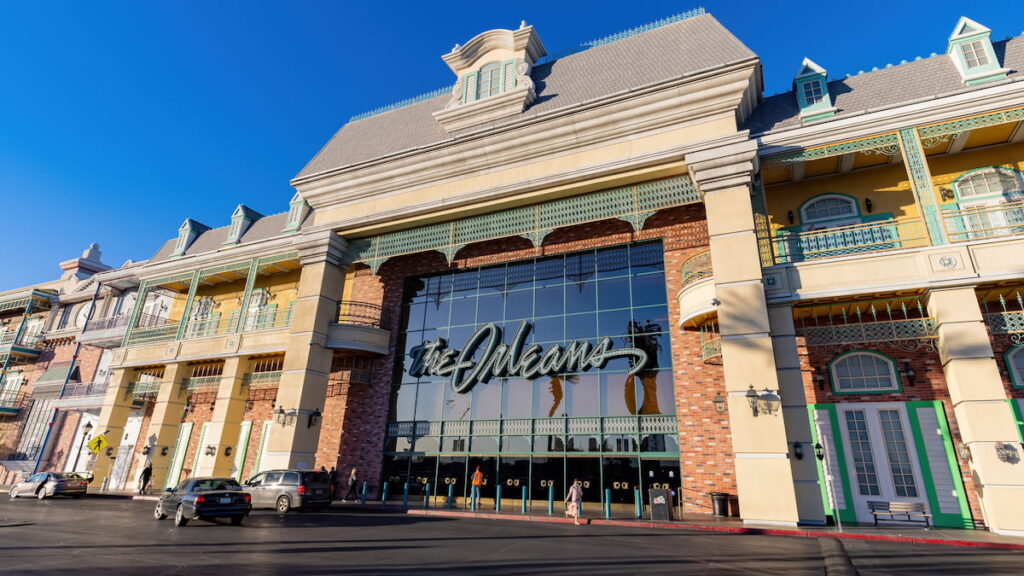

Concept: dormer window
[[800, 79, 824, 106], [946, 17, 1007, 85], [223, 205, 263, 246], [283, 192, 310, 234], [477, 62, 503, 99], [960, 40, 990, 68], [793, 58, 836, 123], [172, 218, 210, 257]]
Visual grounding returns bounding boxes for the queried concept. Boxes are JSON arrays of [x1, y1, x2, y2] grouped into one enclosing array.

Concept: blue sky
[[1, 1, 1020, 287]]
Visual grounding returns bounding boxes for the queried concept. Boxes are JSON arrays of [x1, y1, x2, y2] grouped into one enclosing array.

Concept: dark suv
[[242, 469, 331, 513]]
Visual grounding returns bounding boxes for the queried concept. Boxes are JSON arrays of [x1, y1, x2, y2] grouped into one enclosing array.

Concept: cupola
[[432, 21, 546, 133], [793, 58, 836, 123], [946, 17, 1008, 86]]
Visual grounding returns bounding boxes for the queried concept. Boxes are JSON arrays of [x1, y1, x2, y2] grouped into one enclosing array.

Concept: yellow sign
[[87, 434, 109, 454]]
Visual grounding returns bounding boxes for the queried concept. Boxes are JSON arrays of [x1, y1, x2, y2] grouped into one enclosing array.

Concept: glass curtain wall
[[383, 242, 678, 516]]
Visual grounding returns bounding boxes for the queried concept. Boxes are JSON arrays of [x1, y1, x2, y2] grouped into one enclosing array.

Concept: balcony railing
[[0, 331, 43, 349], [182, 375, 222, 393], [242, 371, 282, 389], [336, 301, 388, 329], [771, 217, 929, 264], [943, 200, 1024, 243], [126, 380, 163, 401], [82, 313, 131, 333], [680, 250, 713, 290], [59, 380, 110, 399], [0, 390, 27, 412], [240, 306, 292, 332], [802, 318, 937, 352]]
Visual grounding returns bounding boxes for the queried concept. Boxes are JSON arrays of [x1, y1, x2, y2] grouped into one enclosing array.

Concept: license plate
[[220, 497, 231, 504]]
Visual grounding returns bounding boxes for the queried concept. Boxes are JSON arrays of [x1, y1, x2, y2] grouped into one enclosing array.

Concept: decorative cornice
[[293, 231, 349, 267], [441, 27, 546, 74], [684, 137, 758, 194]]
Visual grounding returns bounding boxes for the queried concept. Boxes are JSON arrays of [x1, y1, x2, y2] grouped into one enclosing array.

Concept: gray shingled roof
[[745, 36, 1024, 135], [295, 13, 756, 180], [149, 212, 294, 263]]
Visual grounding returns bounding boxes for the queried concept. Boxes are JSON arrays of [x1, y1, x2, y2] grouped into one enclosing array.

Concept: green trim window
[[1006, 346, 1024, 388], [878, 409, 918, 497], [961, 40, 990, 69], [801, 194, 859, 225], [843, 410, 880, 496], [477, 62, 503, 100], [954, 168, 1024, 200], [800, 79, 824, 106], [829, 351, 900, 393]]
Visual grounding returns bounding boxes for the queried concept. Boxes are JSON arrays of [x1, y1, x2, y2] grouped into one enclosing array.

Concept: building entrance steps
[[403, 507, 1024, 550]]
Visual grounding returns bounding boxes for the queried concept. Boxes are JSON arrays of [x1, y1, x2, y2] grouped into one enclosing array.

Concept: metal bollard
[[424, 483, 431, 508], [634, 488, 642, 519], [360, 481, 367, 505], [521, 485, 527, 515], [547, 485, 554, 515], [605, 489, 612, 519], [402, 482, 409, 507], [447, 483, 454, 509], [495, 485, 502, 512], [381, 481, 389, 505]]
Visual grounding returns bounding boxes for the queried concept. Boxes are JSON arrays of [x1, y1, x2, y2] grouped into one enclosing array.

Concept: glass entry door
[[836, 403, 926, 523]]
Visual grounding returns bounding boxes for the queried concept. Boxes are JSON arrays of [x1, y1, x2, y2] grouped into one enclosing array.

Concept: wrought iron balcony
[[126, 314, 181, 346], [125, 380, 163, 401], [680, 250, 713, 290], [59, 380, 110, 399], [943, 200, 1024, 243], [82, 313, 131, 333], [771, 217, 929, 264], [242, 370, 282, 389], [336, 301, 388, 329], [0, 390, 28, 414], [0, 331, 43, 351], [240, 306, 293, 332], [181, 375, 222, 394]]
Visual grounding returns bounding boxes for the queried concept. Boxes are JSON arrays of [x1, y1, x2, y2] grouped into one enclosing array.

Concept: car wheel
[[154, 503, 167, 520], [37, 487, 47, 500], [9, 486, 18, 499], [276, 495, 291, 514], [230, 515, 244, 526], [174, 505, 189, 527]]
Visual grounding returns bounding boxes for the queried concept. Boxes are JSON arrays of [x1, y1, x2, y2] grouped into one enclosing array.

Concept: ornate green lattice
[[761, 133, 900, 168], [352, 175, 699, 272], [918, 107, 1024, 140], [899, 128, 947, 245]]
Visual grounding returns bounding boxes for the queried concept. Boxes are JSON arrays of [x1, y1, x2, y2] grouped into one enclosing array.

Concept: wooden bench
[[867, 500, 931, 528]]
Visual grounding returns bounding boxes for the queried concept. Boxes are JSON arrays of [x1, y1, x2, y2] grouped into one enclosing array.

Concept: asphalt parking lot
[[0, 495, 1022, 575]]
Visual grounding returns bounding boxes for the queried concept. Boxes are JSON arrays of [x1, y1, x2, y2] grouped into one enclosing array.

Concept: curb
[[405, 509, 1024, 550]]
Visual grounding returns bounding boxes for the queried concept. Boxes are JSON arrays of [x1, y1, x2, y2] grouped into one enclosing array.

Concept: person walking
[[343, 467, 359, 502], [138, 462, 153, 495], [470, 466, 484, 511], [328, 467, 338, 500], [565, 479, 584, 525]]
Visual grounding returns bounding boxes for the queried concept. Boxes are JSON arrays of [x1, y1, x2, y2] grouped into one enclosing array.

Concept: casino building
[[7, 9, 1022, 535]]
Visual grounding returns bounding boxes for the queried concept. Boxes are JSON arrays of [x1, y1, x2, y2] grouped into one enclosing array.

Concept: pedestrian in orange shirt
[[470, 466, 484, 511]]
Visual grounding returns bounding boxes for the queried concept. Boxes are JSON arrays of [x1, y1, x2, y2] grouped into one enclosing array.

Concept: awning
[[35, 363, 79, 385]]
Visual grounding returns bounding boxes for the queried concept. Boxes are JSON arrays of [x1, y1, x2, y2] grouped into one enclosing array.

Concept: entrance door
[[111, 411, 143, 490], [835, 404, 927, 523]]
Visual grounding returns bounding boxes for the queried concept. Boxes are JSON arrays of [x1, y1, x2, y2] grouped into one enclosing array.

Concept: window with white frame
[[955, 168, 1024, 200], [801, 194, 859, 224], [801, 79, 824, 106], [830, 351, 899, 392], [476, 62, 503, 100], [1008, 346, 1024, 388], [961, 40, 990, 68]]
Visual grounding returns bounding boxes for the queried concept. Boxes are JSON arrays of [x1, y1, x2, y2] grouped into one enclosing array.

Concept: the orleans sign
[[408, 320, 648, 393]]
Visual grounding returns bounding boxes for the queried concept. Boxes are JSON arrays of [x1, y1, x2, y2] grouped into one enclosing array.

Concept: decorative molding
[[898, 128, 948, 245], [761, 133, 899, 168]]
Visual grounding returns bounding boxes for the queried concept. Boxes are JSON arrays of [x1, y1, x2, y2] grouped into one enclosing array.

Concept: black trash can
[[710, 492, 729, 517]]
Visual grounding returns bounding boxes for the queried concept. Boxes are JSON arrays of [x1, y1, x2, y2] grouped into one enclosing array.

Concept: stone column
[[91, 367, 136, 489], [768, 303, 825, 524], [686, 138, 800, 525], [928, 286, 1024, 535], [202, 356, 248, 477], [140, 362, 188, 490], [262, 231, 347, 470]]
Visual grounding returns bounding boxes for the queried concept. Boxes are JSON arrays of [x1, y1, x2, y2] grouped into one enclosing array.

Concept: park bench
[[867, 500, 931, 528]]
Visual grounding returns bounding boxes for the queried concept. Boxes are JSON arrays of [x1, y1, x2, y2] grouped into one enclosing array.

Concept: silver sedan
[[9, 472, 89, 499]]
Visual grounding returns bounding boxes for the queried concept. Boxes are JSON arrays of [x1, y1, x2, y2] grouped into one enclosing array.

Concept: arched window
[[1007, 346, 1024, 389], [954, 168, 1024, 200], [801, 194, 859, 224], [477, 62, 503, 100], [829, 351, 899, 393]]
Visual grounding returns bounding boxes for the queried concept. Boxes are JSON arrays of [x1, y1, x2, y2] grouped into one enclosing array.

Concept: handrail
[[679, 250, 713, 290], [0, 331, 43, 349], [336, 300, 389, 329], [82, 314, 131, 333], [943, 199, 1024, 243], [772, 217, 929, 264], [59, 381, 109, 399], [0, 390, 28, 409]]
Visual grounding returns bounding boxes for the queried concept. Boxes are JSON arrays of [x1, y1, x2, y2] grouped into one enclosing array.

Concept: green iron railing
[[771, 217, 929, 264], [242, 371, 282, 389], [943, 199, 1024, 243], [679, 250, 713, 290], [803, 318, 937, 347]]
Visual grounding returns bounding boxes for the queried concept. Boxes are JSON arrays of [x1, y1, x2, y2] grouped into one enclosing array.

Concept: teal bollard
[[402, 482, 409, 507], [424, 483, 431, 508], [360, 481, 368, 505], [634, 488, 642, 519], [495, 485, 502, 512], [381, 481, 389, 505], [447, 483, 454, 509], [605, 489, 612, 518], [521, 486, 527, 514], [547, 485, 554, 515]]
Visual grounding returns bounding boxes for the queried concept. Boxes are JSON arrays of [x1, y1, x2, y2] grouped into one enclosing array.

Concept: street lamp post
[[71, 421, 94, 472]]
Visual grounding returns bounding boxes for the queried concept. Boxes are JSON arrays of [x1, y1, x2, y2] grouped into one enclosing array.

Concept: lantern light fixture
[[792, 442, 804, 460], [712, 394, 727, 414], [814, 442, 825, 461]]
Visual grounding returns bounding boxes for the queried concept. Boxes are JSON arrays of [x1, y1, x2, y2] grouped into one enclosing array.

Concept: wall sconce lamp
[[204, 445, 216, 457], [307, 409, 322, 429], [183, 400, 195, 416], [160, 447, 169, 457], [224, 446, 233, 457], [902, 361, 916, 387], [275, 406, 298, 426], [995, 442, 1020, 464], [746, 385, 781, 417], [787, 210, 795, 224], [940, 187, 955, 202], [814, 442, 825, 461], [712, 394, 727, 414], [141, 446, 151, 456], [105, 446, 114, 458], [959, 444, 972, 462], [864, 198, 873, 213], [792, 442, 804, 460], [814, 372, 826, 391]]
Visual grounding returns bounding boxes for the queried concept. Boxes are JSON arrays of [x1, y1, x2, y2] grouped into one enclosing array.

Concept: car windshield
[[193, 479, 242, 492]]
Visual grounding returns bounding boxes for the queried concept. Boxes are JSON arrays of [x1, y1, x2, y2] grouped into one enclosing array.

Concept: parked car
[[9, 472, 89, 499], [153, 477, 252, 526], [242, 469, 331, 513]]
